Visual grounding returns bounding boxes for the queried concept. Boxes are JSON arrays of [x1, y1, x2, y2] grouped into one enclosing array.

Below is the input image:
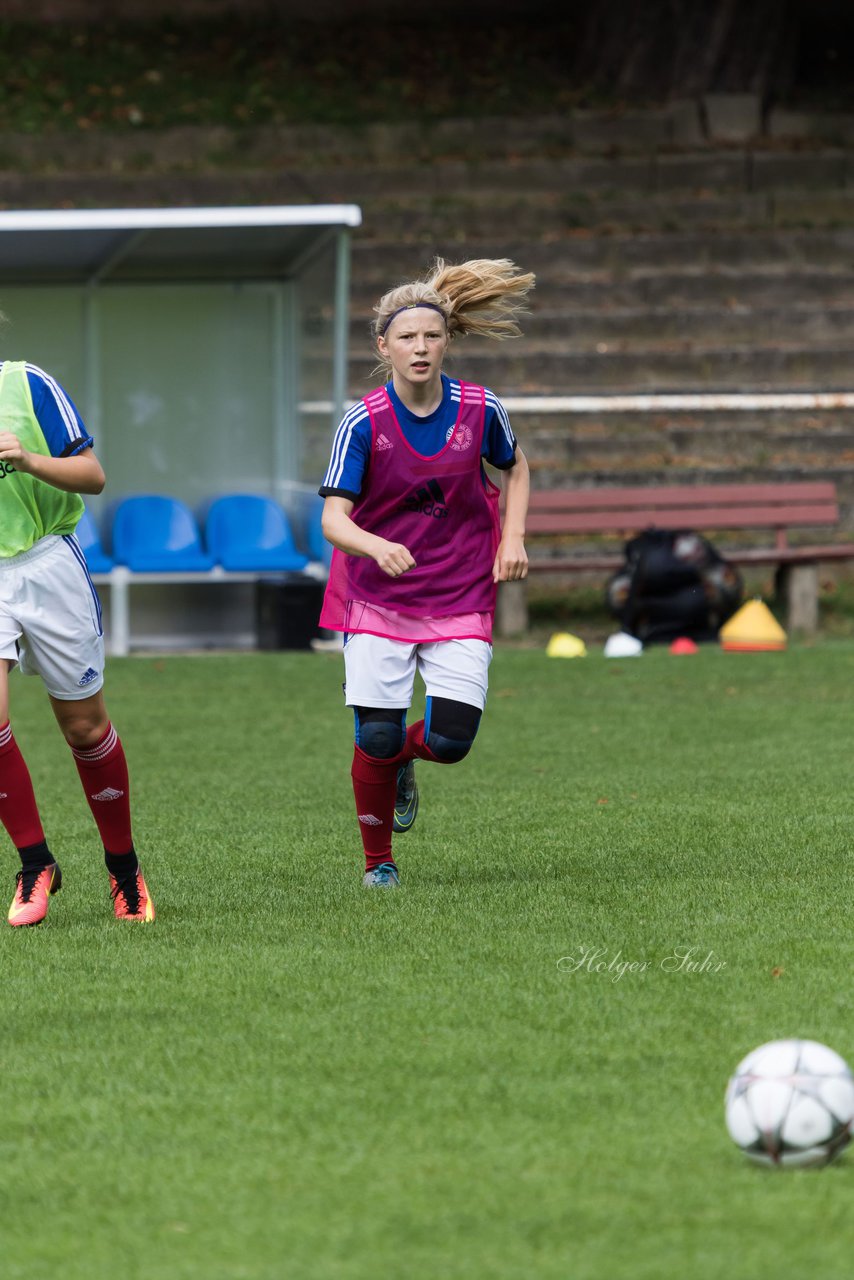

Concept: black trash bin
[[255, 574, 325, 650]]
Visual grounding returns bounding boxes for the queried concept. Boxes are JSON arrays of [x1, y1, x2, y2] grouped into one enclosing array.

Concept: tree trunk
[[570, 0, 799, 102]]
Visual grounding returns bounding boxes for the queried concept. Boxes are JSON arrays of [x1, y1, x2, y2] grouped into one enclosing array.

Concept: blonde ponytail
[[372, 257, 535, 378]]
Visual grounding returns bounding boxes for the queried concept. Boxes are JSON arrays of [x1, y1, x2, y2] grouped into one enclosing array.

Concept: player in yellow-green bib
[[0, 357, 154, 926]]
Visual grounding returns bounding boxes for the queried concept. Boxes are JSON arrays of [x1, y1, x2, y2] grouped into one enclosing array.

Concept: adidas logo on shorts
[[77, 667, 99, 687]]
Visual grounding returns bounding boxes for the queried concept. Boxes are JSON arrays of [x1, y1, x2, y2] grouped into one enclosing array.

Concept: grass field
[[2, 640, 854, 1279]]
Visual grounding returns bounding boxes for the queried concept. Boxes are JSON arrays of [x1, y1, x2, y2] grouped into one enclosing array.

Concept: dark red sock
[[404, 720, 442, 763], [0, 721, 46, 849], [70, 723, 134, 856], [351, 744, 406, 872]]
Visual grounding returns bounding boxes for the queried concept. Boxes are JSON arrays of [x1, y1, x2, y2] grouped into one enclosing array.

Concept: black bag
[[606, 528, 743, 645]]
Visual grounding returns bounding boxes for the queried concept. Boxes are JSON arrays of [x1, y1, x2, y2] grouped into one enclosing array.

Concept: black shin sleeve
[[353, 706, 407, 759], [425, 697, 482, 763]]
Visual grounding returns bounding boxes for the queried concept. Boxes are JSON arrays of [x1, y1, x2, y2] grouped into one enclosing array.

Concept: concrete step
[[0, 169, 338, 209], [1, 144, 852, 210], [348, 304, 854, 347], [351, 229, 854, 278], [342, 345, 854, 396], [357, 190, 854, 238], [0, 119, 581, 172], [347, 152, 851, 202], [525, 416, 854, 472], [0, 113, 695, 174], [272, 150, 854, 198], [0, 110, 851, 172], [351, 268, 854, 314]]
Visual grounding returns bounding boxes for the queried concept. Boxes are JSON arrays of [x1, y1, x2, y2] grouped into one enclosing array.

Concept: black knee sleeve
[[424, 696, 482, 763], [354, 706, 406, 759]]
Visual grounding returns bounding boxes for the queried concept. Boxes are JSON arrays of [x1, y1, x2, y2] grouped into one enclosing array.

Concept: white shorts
[[0, 535, 105, 700], [343, 634, 493, 711]]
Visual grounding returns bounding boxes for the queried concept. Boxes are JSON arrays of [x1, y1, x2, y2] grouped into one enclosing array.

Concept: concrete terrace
[[3, 96, 854, 520]]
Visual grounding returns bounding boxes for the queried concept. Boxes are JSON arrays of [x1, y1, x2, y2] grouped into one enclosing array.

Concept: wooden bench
[[498, 481, 854, 637]]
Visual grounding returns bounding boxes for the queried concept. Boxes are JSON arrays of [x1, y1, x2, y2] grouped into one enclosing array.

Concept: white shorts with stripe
[[343, 634, 492, 711], [0, 534, 105, 700]]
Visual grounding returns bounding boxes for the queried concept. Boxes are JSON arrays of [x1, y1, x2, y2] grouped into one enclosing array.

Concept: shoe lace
[[112, 871, 141, 914], [15, 865, 47, 903], [373, 862, 397, 880]]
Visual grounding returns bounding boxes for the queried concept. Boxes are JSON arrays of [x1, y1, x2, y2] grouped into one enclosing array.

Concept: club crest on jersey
[[402, 479, 449, 519], [449, 423, 474, 452]]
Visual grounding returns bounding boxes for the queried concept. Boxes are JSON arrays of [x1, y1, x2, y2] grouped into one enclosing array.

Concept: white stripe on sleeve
[[25, 363, 84, 444], [323, 401, 369, 490]]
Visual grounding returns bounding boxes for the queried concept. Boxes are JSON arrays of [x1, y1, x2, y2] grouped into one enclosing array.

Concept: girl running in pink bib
[[319, 257, 533, 886]]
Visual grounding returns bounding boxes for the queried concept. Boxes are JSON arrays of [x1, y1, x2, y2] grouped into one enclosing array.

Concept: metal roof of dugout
[[0, 204, 362, 450], [0, 205, 362, 652]]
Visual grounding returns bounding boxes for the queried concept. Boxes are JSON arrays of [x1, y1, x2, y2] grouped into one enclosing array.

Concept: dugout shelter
[[0, 204, 361, 648]]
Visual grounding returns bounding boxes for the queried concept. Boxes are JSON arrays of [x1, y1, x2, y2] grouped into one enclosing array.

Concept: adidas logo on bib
[[403, 479, 449, 519]]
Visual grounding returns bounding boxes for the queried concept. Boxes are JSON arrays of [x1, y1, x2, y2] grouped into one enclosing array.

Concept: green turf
[[1, 641, 854, 1279]]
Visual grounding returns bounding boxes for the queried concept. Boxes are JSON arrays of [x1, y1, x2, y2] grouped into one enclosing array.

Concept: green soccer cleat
[[393, 761, 419, 834]]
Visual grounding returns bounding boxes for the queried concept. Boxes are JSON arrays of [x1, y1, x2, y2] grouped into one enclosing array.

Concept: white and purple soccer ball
[[725, 1038, 854, 1168]]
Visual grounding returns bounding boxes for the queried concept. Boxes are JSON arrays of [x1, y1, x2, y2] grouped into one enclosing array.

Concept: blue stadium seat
[[205, 495, 309, 572], [76, 507, 113, 573], [112, 495, 214, 572]]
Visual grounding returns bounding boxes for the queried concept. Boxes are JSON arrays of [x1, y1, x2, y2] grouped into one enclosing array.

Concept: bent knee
[[425, 696, 482, 764], [425, 731, 475, 763], [61, 717, 109, 749], [354, 706, 406, 760]]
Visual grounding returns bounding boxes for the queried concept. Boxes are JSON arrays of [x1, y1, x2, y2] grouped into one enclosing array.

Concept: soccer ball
[[725, 1038, 854, 1168]]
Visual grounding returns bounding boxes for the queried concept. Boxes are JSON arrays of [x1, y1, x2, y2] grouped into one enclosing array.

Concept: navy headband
[[380, 302, 447, 336]]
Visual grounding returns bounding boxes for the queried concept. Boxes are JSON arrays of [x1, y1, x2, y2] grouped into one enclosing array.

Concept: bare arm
[[321, 494, 416, 578], [493, 446, 529, 583], [0, 433, 106, 495]]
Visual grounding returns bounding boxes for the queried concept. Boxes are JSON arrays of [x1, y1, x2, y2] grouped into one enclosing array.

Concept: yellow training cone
[[546, 631, 587, 659], [719, 600, 787, 652]]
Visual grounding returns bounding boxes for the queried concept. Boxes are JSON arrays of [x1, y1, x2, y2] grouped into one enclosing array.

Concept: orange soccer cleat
[[8, 862, 62, 927], [109, 867, 155, 922]]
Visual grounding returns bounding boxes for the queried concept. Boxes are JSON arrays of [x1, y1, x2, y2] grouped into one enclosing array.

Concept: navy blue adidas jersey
[[0, 362, 93, 457], [320, 375, 517, 500]]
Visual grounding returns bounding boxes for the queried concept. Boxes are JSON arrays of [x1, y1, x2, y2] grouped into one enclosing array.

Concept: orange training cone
[[719, 600, 787, 652]]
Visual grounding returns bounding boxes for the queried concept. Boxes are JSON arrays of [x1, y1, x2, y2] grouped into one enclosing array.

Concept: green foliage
[[1, 644, 854, 1276], [0, 17, 584, 133]]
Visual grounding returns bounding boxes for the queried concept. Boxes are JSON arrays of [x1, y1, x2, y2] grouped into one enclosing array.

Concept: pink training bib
[[320, 381, 500, 634]]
